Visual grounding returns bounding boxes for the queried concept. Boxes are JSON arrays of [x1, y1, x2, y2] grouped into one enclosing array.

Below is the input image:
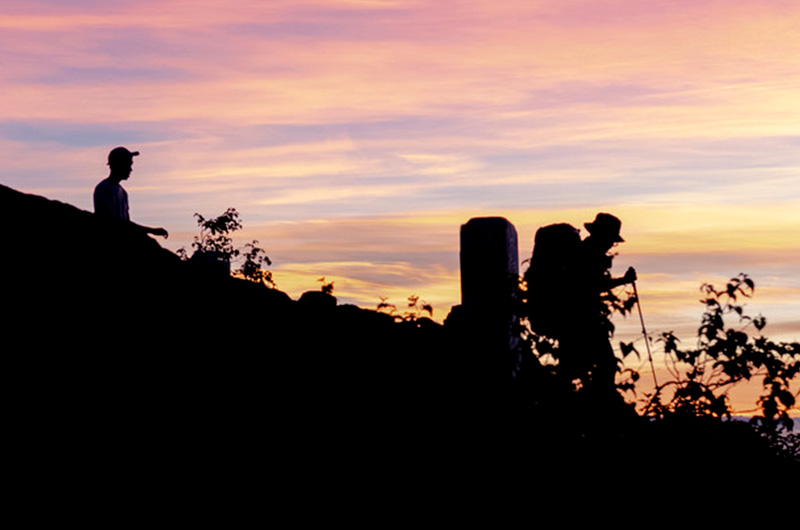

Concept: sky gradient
[[2, 1, 799, 410]]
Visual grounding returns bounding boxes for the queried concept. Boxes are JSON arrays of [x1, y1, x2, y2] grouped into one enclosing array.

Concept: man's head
[[107, 147, 139, 179], [584, 213, 624, 245]]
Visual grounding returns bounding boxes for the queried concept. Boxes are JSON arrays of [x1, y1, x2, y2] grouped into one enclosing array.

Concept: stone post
[[454, 217, 519, 391]]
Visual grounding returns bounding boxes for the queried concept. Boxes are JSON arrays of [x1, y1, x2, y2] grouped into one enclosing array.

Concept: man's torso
[[93, 178, 129, 221]]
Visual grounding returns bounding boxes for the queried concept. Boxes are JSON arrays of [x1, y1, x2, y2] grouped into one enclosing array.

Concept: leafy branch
[[642, 274, 800, 431], [177, 208, 275, 287], [377, 294, 433, 323], [235, 241, 274, 287], [192, 208, 242, 261]]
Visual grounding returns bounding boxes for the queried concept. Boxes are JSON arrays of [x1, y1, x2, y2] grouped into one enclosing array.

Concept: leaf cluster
[[643, 274, 800, 431], [317, 277, 334, 295], [236, 241, 274, 287], [178, 208, 275, 287], [192, 208, 243, 261], [377, 294, 433, 324], [514, 272, 635, 378]]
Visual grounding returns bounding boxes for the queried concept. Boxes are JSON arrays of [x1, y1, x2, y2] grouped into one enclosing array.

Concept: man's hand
[[150, 227, 169, 239], [131, 222, 169, 239], [624, 266, 637, 284]]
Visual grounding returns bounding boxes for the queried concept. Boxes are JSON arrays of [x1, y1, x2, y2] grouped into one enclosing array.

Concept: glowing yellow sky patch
[[237, 201, 799, 345], [618, 202, 800, 253], [272, 259, 459, 314]]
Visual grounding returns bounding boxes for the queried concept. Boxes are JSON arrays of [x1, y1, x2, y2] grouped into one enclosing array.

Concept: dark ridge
[[1, 183, 478, 440], [3, 183, 796, 487], [0, 182, 462, 388]]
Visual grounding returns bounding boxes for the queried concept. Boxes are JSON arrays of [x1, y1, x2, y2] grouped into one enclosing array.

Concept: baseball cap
[[108, 146, 140, 165]]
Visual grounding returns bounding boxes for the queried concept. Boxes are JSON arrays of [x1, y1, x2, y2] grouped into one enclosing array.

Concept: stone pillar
[[460, 217, 518, 315], [455, 217, 519, 391]]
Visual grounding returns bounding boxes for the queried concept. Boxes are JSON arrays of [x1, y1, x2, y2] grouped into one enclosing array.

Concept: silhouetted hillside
[[1, 184, 482, 431], [3, 182, 489, 488], [3, 183, 796, 482]]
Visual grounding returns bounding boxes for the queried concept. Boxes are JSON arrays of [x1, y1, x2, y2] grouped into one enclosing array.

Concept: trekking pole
[[633, 280, 659, 389]]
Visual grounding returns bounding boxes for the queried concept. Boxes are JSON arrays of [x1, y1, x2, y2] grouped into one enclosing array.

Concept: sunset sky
[[2, 1, 799, 407]]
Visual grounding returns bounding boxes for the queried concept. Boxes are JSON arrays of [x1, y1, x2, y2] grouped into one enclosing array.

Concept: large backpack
[[523, 223, 581, 337]]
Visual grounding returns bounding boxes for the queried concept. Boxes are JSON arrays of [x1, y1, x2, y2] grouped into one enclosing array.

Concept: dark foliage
[[642, 275, 799, 427], [178, 208, 274, 287], [514, 261, 799, 464], [377, 294, 434, 324], [237, 240, 273, 287]]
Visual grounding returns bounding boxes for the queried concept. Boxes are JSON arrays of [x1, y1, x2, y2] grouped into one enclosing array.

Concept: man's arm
[[131, 222, 169, 239], [608, 266, 637, 289]]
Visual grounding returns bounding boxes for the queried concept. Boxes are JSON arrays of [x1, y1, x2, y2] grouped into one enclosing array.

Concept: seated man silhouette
[[94, 147, 168, 238]]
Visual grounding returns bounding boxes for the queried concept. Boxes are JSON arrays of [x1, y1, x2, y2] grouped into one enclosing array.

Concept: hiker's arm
[[608, 267, 636, 289], [131, 222, 168, 239]]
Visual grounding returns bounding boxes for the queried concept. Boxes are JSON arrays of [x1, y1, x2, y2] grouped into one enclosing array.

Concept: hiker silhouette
[[94, 147, 168, 238], [525, 213, 636, 395]]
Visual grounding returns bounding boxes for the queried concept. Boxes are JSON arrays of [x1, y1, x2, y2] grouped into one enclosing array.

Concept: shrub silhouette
[[178, 207, 274, 286], [513, 269, 799, 463], [378, 294, 434, 324], [642, 274, 800, 432], [237, 240, 273, 287]]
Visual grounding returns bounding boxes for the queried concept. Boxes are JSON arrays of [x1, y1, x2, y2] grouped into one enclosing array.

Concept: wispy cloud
[[1, 0, 799, 354]]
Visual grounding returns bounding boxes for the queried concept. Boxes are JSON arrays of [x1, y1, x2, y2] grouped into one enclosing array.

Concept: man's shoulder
[[95, 177, 116, 191], [94, 178, 126, 197], [94, 177, 111, 195]]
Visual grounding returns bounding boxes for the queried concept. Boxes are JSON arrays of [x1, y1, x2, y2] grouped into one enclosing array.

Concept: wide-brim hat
[[584, 212, 624, 242]]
